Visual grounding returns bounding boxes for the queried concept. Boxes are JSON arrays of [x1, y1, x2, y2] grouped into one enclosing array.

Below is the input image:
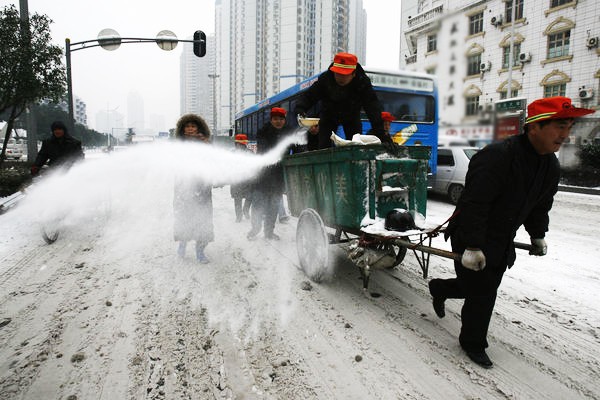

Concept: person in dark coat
[[294, 52, 392, 149], [381, 111, 395, 136], [230, 134, 253, 222], [173, 113, 214, 263], [247, 107, 289, 241], [31, 121, 84, 175], [428, 96, 595, 368]]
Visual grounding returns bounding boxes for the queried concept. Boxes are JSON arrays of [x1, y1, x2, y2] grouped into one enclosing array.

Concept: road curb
[[558, 185, 600, 195]]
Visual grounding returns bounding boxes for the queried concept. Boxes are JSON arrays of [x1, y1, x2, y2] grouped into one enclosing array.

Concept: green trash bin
[[283, 144, 430, 233]]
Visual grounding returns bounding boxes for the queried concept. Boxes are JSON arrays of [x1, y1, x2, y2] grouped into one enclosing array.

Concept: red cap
[[525, 96, 595, 124], [234, 134, 248, 144], [270, 107, 287, 118], [330, 52, 358, 75], [381, 112, 395, 122]]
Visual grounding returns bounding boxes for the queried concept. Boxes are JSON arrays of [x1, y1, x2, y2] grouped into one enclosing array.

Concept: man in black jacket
[[31, 121, 84, 175], [428, 96, 595, 368], [294, 52, 391, 149], [247, 107, 289, 241]]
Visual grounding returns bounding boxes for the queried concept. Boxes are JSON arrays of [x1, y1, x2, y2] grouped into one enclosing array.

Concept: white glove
[[529, 238, 547, 256], [461, 248, 486, 271]]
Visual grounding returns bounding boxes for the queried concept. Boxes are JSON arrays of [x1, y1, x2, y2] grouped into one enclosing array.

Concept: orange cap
[[381, 112, 395, 122], [270, 107, 287, 118], [234, 134, 248, 144], [526, 96, 595, 124], [330, 52, 358, 75]]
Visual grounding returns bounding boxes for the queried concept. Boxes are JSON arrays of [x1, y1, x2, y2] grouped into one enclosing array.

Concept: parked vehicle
[[437, 136, 470, 147], [2, 139, 24, 160], [429, 146, 479, 204]]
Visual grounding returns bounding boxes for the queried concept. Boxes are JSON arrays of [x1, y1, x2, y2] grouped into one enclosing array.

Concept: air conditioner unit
[[485, 103, 494, 112], [586, 37, 599, 49], [490, 15, 503, 26], [478, 104, 485, 112], [579, 87, 594, 100], [518, 52, 531, 63], [480, 61, 491, 72]]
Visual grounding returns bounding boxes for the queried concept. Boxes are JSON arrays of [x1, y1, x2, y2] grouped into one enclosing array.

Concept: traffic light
[[193, 30, 206, 57]]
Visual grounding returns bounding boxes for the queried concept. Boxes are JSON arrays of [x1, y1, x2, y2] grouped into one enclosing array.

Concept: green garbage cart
[[283, 144, 450, 289]]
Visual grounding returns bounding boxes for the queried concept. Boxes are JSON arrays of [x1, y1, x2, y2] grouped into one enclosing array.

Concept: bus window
[[251, 113, 258, 135], [372, 92, 435, 123]]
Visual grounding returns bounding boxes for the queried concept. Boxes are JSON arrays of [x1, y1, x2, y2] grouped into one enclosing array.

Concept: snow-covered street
[[0, 144, 599, 399]]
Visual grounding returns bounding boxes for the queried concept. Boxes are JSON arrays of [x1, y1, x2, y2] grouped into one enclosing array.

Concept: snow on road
[[0, 144, 599, 399]]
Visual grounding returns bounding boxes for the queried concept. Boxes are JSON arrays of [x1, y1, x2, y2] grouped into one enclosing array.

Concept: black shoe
[[428, 280, 446, 318], [465, 350, 493, 368], [265, 233, 280, 241]]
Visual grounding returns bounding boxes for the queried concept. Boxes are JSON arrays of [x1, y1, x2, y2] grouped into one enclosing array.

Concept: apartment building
[[400, 0, 600, 148]]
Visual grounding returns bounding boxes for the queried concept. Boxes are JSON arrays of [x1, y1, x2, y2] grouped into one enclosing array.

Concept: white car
[[3, 139, 24, 160], [429, 146, 479, 204]]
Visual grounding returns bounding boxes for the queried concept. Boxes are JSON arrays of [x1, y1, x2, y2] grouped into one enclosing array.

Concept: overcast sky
[[3, 0, 401, 132]]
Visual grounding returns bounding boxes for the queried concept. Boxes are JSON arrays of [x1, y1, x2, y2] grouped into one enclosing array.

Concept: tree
[[0, 5, 66, 168]]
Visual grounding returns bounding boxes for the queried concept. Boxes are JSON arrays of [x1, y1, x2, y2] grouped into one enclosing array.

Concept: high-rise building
[[212, 0, 367, 135], [180, 35, 216, 132], [400, 0, 599, 147], [74, 97, 87, 127], [127, 91, 145, 134], [95, 109, 124, 135]]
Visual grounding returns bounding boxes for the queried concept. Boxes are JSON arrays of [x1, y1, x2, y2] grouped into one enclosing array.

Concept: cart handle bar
[[392, 240, 533, 262]]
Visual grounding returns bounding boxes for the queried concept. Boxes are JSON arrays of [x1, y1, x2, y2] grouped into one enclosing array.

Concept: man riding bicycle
[[31, 121, 84, 176]]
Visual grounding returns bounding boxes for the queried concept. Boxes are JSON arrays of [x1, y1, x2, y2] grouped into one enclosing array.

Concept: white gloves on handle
[[462, 248, 486, 271], [529, 238, 547, 256]]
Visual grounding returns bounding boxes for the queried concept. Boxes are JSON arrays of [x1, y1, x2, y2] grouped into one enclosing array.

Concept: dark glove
[[382, 138, 402, 156], [30, 166, 39, 176], [529, 238, 547, 256]]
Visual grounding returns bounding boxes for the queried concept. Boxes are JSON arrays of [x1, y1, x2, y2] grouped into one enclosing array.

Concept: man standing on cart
[[294, 52, 392, 149], [428, 96, 595, 368]]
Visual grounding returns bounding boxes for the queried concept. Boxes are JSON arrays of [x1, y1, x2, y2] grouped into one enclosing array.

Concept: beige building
[[400, 0, 600, 151]]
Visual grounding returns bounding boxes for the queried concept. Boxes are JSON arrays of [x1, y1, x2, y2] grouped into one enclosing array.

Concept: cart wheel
[[296, 208, 329, 283], [391, 244, 407, 267]]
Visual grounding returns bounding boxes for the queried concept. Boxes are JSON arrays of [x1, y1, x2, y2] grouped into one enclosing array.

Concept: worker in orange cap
[[294, 52, 391, 149], [247, 107, 290, 241]]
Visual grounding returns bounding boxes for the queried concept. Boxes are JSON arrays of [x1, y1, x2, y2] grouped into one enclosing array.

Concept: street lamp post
[[65, 29, 206, 134]]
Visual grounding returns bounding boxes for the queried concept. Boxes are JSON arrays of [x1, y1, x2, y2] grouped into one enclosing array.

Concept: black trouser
[[234, 197, 243, 220], [317, 117, 362, 149], [249, 189, 279, 236], [430, 240, 507, 352]]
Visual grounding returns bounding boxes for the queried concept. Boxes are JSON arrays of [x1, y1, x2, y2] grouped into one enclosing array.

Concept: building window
[[505, 0, 524, 23], [466, 96, 480, 116], [467, 54, 482, 75], [469, 12, 484, 35], [447, 95, 454, 105], [548, 30, 570, 58], [500, 90, 519, 99], [426, 67, 436, 75], [502, 43, 521, 68], [544, 83, 566, 97], [427, 34, 437, 52], [550, 0, 571, 7]]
